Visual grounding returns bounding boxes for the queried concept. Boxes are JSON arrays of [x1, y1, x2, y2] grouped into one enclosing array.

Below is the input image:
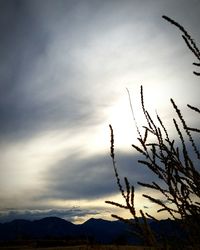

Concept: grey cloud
[[0, 1, 156, 140], [0, 1, 51, 139], [0, 0, 131, 141], [0, 1, 93, 136], [41, 150, 156, 200], [1, 0, 200, 143]]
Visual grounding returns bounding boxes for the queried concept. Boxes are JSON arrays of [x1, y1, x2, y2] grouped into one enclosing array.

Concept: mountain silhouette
[[0, 216, 187, 246]]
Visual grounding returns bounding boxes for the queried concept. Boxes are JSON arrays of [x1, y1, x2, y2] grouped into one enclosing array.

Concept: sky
[[0, 0, 200, 224]]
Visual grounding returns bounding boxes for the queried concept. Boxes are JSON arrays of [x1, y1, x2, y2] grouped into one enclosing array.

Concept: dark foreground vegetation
[[106, 16, 200, 250], [0, 244, 157, 250]]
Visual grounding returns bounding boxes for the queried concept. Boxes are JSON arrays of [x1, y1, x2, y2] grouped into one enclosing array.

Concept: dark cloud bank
[[42, 151, 156, 200], [0, 208, 99, 223]]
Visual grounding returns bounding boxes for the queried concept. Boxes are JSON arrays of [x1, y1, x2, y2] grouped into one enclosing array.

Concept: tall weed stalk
[[106, 16, 200, 248]]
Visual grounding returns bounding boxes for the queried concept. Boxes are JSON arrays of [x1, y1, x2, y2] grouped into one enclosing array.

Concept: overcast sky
[[0, 0, 199, 223]]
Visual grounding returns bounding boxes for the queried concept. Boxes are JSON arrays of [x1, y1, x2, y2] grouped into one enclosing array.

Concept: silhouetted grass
[[106, 16, 200, 249]]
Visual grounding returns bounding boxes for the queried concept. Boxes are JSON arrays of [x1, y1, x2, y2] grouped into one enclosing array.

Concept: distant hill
[[0, 216, 187, 246]]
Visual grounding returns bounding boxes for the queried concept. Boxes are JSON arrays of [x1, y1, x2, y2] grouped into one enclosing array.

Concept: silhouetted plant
[[106, 16, 200, 249], [162, 15, 200, 76]]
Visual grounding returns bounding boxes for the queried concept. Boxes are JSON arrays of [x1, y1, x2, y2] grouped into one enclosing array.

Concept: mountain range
[[0, 217, 187, 246]]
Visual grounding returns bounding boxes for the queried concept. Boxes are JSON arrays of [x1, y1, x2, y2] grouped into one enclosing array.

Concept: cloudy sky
[[0, 0, 199, 223]]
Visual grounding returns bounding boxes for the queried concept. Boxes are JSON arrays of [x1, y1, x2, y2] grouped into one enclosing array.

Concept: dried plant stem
[[106, 15, 200, 248]]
